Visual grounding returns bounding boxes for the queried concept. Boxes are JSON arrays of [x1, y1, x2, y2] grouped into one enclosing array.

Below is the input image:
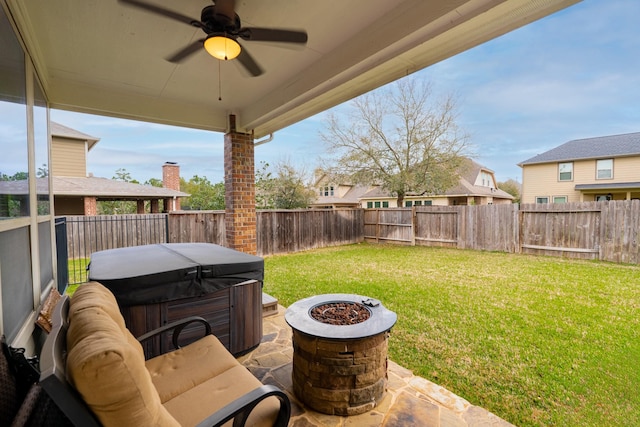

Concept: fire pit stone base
[[292, 330, 389, 416]]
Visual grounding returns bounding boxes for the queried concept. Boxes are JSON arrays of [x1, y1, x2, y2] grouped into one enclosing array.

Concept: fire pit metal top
[[285, 293, 397, 339]]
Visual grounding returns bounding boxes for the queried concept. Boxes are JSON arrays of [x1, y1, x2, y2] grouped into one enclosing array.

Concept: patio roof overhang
[[575, 182, 640, 192], [4, 0, 579, 138]]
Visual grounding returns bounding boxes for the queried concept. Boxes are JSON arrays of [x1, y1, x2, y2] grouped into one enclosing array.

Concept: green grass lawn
[[263, 243, 640, 427], [67, 257, 90, 287]]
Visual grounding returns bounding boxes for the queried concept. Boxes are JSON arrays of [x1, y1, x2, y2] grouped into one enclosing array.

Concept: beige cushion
[[146, 334, 239, 403], [67, 282, 179, 427], [163, 365, 280, 427]]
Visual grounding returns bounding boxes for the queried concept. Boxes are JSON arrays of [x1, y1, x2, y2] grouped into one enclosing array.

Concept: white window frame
[[558, 162, 573, 181], [536, 196, 549, 204], [596, 159, 613, 180], [553, 196, 568, 204]]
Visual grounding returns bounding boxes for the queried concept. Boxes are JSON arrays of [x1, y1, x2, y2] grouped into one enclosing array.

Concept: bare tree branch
[[321, 77, 473, 206]]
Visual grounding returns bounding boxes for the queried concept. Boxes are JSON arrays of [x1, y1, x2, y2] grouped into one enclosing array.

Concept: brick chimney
[[162, 162, 181, 211]]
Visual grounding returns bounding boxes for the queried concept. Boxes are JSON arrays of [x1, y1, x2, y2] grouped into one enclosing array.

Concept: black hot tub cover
[[88, 243, 264, 306]]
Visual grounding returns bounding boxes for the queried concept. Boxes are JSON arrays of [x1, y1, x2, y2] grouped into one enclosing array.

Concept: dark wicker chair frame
[[39, 296, 291, 427]]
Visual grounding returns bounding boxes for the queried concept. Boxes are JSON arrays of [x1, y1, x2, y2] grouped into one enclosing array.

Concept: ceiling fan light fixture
[[204, 35, 241, 60]]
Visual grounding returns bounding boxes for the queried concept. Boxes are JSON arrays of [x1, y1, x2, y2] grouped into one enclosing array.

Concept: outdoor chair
[[39, 282, 290, 427]]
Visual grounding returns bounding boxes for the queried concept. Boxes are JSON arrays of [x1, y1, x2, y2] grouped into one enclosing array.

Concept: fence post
[[411, 207, 416, 246], [165, 213, 170, 243]]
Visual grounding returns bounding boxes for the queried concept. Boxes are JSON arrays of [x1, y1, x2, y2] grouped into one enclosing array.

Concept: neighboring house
[[50, 122, 189, 215], [312, 159, 513, 208], [310, 180, 372, 209], [518, 132, 640, 204]]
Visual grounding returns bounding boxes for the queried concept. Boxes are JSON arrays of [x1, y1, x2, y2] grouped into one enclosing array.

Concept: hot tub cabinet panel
[[89, 243, 263, 357]]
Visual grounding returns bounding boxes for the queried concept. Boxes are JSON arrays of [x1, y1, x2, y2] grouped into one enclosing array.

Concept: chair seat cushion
[[163, 365, 281, 427], [146, 334, 239, 403]]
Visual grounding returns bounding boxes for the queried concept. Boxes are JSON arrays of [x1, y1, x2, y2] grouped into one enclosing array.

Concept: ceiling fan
[[119, 0, 308, 77]]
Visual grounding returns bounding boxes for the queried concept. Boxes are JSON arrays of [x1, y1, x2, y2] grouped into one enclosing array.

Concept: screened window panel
[[1, 227, 34, 341], [0, 7, 29, 219]]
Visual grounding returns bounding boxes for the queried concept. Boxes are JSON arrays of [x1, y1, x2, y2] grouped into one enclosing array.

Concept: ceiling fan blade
[[166, 40, 205, 63], [236, 47, 264, 77], [118, 0, 197, 26], [239, 28, 308, 44]]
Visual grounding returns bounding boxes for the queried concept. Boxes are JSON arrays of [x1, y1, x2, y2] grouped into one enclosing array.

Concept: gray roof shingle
[[519, 132, 640, 165], [53, 176, 189, 198]]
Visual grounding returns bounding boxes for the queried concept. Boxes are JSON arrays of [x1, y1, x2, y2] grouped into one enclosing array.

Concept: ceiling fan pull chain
[[218, 60, 222, 101]]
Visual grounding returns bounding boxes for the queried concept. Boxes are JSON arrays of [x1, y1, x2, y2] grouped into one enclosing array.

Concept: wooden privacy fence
[[365, 204, 519, 253], [62, 209, 364, 284], [167, 210, 226, 245], [257, 209, 363, 255], [165, 209, 364, 255], [364, 200, 640, 263]]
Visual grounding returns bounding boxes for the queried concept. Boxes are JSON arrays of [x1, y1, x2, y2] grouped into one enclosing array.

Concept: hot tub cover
[[88, 243, 264, 306]]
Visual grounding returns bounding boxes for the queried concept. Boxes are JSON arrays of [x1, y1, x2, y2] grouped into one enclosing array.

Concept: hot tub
[[88, 243, 263, 357]]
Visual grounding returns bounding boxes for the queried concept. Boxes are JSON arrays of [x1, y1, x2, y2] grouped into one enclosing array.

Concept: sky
[[38, 0, 640, 184]]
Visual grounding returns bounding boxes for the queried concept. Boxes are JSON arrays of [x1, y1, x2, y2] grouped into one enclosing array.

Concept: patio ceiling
[[6, 0, 578, 138]]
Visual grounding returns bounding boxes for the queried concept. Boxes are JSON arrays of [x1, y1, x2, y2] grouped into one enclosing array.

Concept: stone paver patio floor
[[237, 306, 515, 427]]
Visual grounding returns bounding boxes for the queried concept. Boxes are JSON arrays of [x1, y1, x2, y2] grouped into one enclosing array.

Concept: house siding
[[522, 156, 640, 203], [51, 138, 87, 177]]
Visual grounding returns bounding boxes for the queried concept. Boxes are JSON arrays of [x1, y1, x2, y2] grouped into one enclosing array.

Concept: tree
[[37, 164, 48, 178], [255, 161, 276, 209], [113, 168, 139, 184], [321, 77, 472, 207], [180, 175, 225, 210], [98, 168, 138, 214], [498, 179, 521, 204], [255, 160, 316, 209], [145, 177, 163, 188]]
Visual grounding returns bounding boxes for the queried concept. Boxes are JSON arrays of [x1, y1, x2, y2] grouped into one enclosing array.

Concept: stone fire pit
[[285, 294, 397, 416]]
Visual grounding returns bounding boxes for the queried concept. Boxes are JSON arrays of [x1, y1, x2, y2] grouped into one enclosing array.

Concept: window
[[536, 197, 549, 204], [558, 162, 573, 181], [553, 196, 568, 203], [374, 201, 381, 208], [481, 171, 492, 187], [596, 194, 612, 202], [424, 200, 432, 206], [366, 201, 373, 208], [382, 201, 389, 208], [596, 159, 613, 179], [414, 201, 422, 206], [405, 201, 412, 207], [320, 185, 335, 197]]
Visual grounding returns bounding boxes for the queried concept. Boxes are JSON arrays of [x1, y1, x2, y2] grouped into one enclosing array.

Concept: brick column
[[83, 196, 97, 216], [162, 162, 181, 211], [150, 199, 159, 213], [137, 200, 145, 214], [224, 115, 257, 254]]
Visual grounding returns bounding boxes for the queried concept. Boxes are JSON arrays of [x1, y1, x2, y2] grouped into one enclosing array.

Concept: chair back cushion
[[66, 282, 179, 427]]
